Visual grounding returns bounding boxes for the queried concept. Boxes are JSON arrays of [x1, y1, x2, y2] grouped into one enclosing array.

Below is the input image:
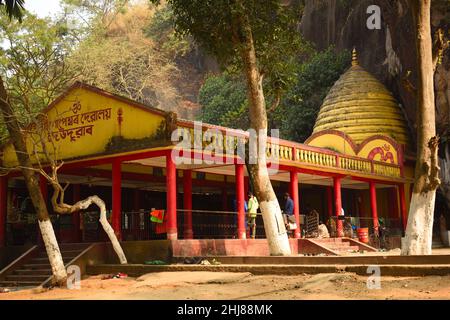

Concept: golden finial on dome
[[352, 47, 359, 66]]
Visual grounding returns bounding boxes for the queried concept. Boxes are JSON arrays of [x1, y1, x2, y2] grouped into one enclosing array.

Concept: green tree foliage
[[276, 47, 350, 142], [66, 2, 182, 110], [61, 0, 129, 31], [0, 12, 77, 142], [155, 0, 307, 106], [198, 73, 248, 129], [199, 48, 350, 142], [0, 0, 24, 21], [145, 3, 191, 59]]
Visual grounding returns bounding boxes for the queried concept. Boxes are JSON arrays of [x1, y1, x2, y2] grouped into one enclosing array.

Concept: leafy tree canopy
[[0, 11, 77, 142], [276, 47, 350, 142], [145, 3, 191, 59], [152, 0, 310, 104], [66, 3, 182, 110], [0, 0, 24, 21], [198, 72, 248, 129], [199, 47, 350, 142]]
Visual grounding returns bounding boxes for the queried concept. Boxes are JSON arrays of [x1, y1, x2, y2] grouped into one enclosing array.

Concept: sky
[[25, 0, 63, 18]]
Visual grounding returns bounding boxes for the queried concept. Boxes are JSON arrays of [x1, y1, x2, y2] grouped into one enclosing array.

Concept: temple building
[[0, 51, 414, 250]]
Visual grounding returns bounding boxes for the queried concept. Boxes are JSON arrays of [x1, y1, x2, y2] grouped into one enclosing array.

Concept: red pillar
[[369, 181, 379, 235], [289, 171, 301, 238], [183, 170, 193, 239], [333, 176, 344, 237], [112, 159, 122, 240], [72, 184, 81, 242], [235, 164, 246, 239], [0, 177, 7, 247], [398, 184, 407, 232], [326, 186, 333, 218], [166, 154, 178, 240]]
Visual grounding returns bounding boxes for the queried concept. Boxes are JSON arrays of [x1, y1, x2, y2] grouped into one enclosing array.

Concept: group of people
[[234, 192, 298, 239]]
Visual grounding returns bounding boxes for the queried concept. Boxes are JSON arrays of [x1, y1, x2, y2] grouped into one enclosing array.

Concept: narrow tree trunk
[[234, 1, 291, 256], [55, 195, 127, 264], [402, 0, 440, 255], [0, 77, 67, 283]]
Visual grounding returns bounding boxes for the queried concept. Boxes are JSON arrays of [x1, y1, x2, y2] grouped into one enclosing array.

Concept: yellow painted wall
[[307, 133, 400, 165], [307, 134, 357, 156], [2, 87, 165, 167], [358, 139, 399, 164]]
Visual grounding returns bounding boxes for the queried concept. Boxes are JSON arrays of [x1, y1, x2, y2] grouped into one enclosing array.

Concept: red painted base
[[183, 229, 194, 239], [171, 239, 299, 256]]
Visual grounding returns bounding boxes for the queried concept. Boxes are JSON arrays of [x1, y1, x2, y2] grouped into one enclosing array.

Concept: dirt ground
[[1, 271, 450, 300]]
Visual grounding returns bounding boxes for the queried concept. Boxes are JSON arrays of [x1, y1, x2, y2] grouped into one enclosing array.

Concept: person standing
[[247, 192, 259, 239], [283, 192, 296, 233]]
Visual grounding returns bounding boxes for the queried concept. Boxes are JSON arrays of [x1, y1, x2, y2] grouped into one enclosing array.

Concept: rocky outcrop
[[299, 0, 450, 139]]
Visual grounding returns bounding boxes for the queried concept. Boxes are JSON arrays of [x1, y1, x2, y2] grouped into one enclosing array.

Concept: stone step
[[13, 269, 52, 276], [0, 280, 43, 287], [87, 263, 450, 277], [28, 257, 76, 264], [37, 250, 83, 258], [0, 242, 94, 290], [34, 255, 79, 262], [323, 242, 352, 248], [332, 246, 361, 252], [56, 243, 91, 251], [312, 238, 343, 243], [5, 274, 50, 282], [22, 263, 52, 270]]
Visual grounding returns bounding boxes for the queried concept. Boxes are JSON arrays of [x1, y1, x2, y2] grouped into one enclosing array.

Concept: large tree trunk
[[0, 77, 67, 284], [402, 0, 440, 256], [51, 191, 127, 264], [233, 1, 291, 256]]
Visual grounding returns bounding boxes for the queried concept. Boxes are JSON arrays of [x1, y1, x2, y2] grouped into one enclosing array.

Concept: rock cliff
[[299, 0, 449, 138]]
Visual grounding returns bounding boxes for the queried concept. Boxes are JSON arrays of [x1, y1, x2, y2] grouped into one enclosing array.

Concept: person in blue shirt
[[283, 192, 296, 228]]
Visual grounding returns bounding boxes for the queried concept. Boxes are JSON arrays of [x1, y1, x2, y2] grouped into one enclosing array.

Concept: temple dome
[[312, 50, 411, 148]]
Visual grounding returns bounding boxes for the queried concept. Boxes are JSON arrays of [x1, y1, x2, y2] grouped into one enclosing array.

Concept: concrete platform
[[87, 263, 450, 277], [170, 238, 377, 257], [171, 254, 450, 265], [86, 249, 450, 277]]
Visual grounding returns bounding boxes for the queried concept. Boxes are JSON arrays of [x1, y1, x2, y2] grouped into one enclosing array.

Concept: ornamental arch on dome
[[305, 130, 403, 167]]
